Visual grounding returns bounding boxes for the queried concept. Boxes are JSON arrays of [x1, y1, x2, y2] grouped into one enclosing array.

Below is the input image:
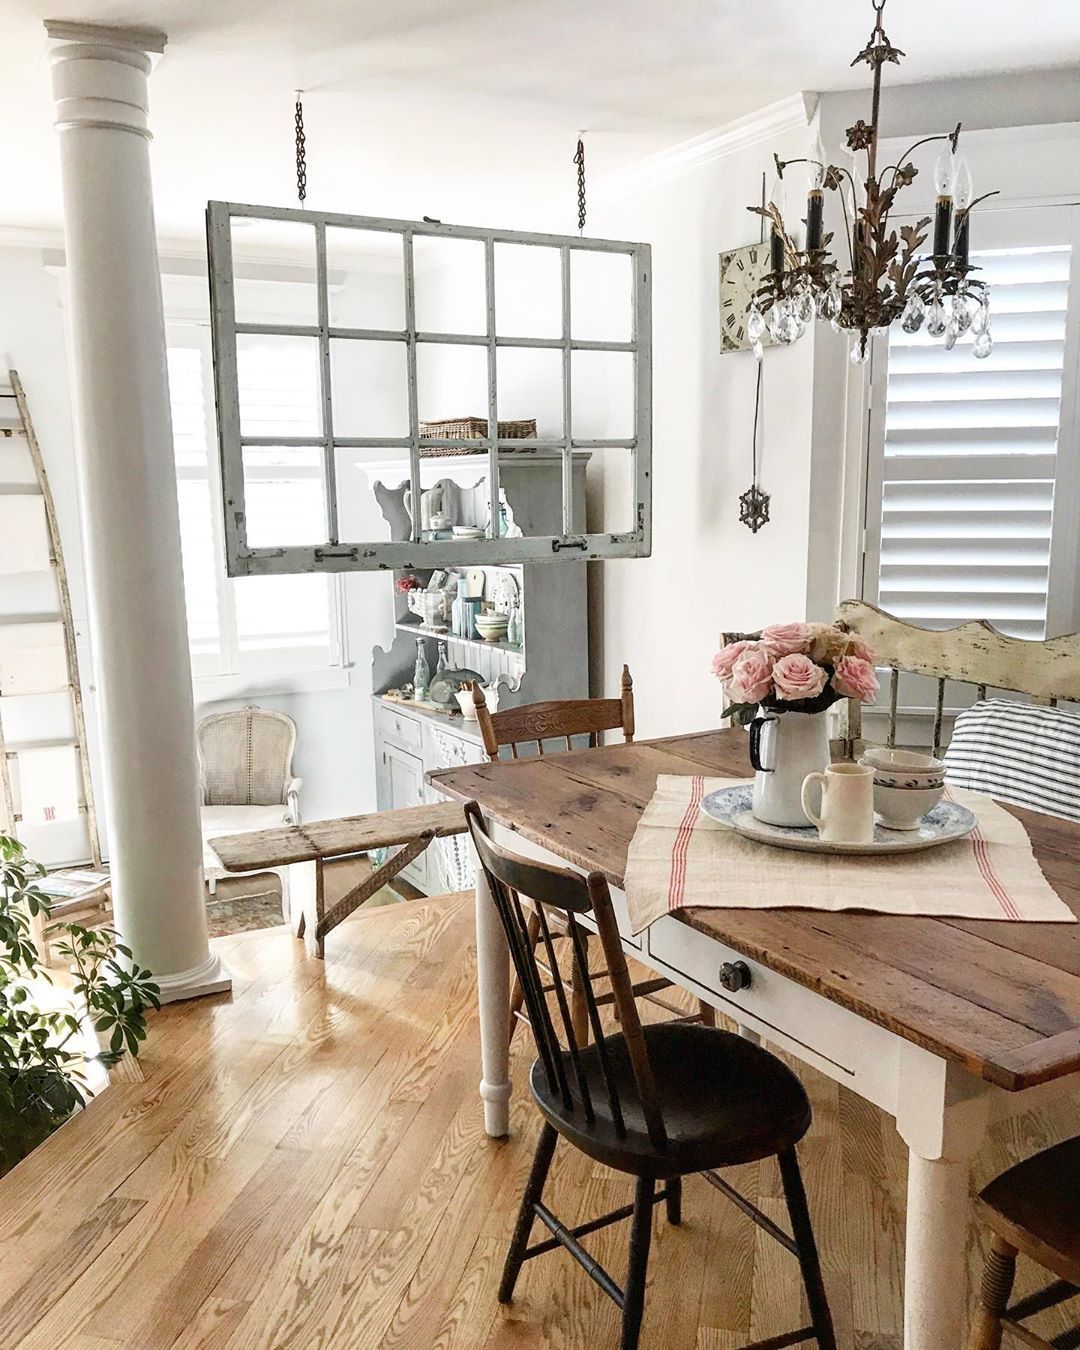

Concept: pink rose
[[832, 654, 880, 703], [728, 646, 774, 704], [761, 622, 813, 657], [711, 639, 755, 682], [772, 652, 828, 702]]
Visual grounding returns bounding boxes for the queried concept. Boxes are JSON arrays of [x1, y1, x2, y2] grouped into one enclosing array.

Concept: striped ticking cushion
[[945, 699, 1080, 823]]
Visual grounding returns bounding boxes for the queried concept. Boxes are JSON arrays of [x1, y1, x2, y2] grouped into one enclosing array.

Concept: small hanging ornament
[[739, 356, 771, 533]]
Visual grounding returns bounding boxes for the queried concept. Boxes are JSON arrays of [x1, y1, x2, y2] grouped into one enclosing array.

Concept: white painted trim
[[595, 93, 813, 199], [154, 950, 232, 1004], [44, 20, 166, 54], [877, 119, 1080, 157], [193, 665, 351, 703]]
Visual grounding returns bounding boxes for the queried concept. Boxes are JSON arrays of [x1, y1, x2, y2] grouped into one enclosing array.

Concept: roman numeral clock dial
[[719, 243, 773, 354]]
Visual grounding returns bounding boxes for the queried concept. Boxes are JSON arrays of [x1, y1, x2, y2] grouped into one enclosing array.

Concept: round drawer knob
[[718, 960, 752, 993]]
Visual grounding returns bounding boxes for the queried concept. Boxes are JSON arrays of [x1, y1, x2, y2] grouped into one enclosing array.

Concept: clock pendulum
[[739, 354, 771, 534]]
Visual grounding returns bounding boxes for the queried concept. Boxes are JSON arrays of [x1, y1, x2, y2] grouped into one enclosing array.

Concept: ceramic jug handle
[[800, 772, 827, 831], [748, 714, 777, 773]]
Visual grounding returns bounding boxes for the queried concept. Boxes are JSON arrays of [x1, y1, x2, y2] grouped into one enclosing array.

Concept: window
[[167, 325, 336, 678], [864, 204, 1080, 639], [205, 202, 652, 574]]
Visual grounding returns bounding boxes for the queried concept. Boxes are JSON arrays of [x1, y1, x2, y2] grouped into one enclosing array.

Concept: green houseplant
[[0, 834, 159, 1176]]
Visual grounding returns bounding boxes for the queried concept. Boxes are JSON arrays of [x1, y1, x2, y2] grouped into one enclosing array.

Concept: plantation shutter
[[866, 206, 1076, 640]]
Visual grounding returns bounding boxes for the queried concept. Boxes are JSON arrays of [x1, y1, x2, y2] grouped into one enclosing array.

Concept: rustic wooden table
[[430, 727, 1080, 1350]]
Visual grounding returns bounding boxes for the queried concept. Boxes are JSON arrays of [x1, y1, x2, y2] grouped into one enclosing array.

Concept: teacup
[[873, 781, 945, 831], [860, 747, 945, 789]]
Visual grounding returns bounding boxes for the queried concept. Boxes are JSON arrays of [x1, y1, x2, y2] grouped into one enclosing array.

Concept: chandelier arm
[[880, 130, 958, 193], [837, 180, 856, 276]]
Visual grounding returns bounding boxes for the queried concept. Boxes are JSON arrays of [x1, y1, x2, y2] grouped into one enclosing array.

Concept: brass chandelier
[[747, 0, 997, 365]]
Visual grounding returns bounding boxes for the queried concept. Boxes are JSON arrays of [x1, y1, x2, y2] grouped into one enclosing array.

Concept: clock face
[[719, 243, 773, 354]]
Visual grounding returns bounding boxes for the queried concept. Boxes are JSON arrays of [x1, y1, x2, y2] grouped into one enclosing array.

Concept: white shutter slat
[[874, 240, 1070, 640]]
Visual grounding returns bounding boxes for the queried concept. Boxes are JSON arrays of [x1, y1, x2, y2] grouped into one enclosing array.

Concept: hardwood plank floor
[[2, 892, 1078, 1349]]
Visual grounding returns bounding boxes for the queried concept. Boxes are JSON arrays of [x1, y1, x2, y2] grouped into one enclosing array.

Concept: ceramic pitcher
[[749, 710, 831, 827]]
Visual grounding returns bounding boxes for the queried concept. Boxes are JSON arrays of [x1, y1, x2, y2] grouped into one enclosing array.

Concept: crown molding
[[595, 93, 814, 200]]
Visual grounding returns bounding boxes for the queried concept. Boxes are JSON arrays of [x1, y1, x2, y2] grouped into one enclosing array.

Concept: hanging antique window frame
[[206, 201, 652, 575]]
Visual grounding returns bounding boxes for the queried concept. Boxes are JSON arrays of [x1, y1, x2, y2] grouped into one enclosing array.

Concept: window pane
[[417, 342, 488, 433], [327, 227, 406, 331], [175, 477, 220, 658], [495, 243, 561, 338], [571, 349, 634, 440], [242, 446, 327, 548], [335, 447, 413, 542], [413, 235, 486, 335], [330, 338, 409, 438], [167, 347, 209, 470], [235, 574, 329, 653], [497, 347, 562, 439], [571, 249, 633, 342], [230, 219, 318, 325], [237, 334, 322, 439]]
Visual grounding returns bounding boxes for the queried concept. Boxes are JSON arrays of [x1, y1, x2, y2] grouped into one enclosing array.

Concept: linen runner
[[624, 775, 1076, 935]]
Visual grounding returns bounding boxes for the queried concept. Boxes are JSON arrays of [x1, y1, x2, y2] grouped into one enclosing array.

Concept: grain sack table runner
[[624, 775, 1076, 935]]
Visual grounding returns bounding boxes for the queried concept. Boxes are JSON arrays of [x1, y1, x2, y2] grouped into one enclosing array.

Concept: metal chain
[[574, 136, 586, 234], [294, 94, 307, 207]]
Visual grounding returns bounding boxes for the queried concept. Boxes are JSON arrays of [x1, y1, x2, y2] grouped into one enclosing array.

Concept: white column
[[45, 21, 229, 1002]]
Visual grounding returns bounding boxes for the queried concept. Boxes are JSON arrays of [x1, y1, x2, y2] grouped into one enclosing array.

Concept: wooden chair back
[[465, 800, 667, 1151], [834, 600, 1080, 756], [472, 666, 635, 762]]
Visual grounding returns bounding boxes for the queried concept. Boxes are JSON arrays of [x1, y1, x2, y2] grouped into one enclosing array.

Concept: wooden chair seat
[[531, 1021, 811, 1179], [969, 1137, 1080, 1349], [978, 1137, 1080, 1286]]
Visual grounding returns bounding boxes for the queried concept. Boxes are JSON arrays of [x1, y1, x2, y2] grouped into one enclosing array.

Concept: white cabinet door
[[384, 742, 429, 892]]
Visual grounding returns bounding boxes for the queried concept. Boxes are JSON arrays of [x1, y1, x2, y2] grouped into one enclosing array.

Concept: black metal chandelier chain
[[295, 93, 308, 207], [574, 136, 586, 234]]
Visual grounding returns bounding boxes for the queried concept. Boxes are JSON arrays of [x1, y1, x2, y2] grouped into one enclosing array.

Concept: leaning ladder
[[0, 370, 101, 866]]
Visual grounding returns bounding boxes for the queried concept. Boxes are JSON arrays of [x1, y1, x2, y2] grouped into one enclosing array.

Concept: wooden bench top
[[429, 728, 1080, 1093], [207, 800, 467, 871]]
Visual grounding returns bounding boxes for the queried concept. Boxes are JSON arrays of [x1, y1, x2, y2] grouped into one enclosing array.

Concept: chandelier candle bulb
[[806, 191, 824, 252]]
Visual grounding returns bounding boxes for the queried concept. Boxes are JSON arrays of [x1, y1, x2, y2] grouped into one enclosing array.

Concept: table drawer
[[646, 914, 901, 1113], [376, 703, 423, 753]]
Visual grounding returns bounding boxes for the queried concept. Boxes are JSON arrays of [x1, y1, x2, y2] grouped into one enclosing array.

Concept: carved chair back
[[473, 665, 635, 762], [196, 705, 297, 806], [834, 600, 1080, 756], [465, 800, 667, 1151]]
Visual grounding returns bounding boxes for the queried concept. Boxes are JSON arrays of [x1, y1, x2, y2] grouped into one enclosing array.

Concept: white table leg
[[474, 854, 511, 1137], [896, 1044, 991, 1350], [904, 1151, 975, 1349]]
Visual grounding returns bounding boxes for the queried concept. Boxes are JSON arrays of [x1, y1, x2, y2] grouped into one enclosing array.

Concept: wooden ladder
[[0, 369, 101, 868]]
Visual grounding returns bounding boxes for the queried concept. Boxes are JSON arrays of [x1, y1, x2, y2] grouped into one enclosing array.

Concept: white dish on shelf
[[699, 784, 976, 856]]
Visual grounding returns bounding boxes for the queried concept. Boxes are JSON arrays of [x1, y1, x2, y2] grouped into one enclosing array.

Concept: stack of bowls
[[474, 611, 510, 644], [858, 747, 946, 831]]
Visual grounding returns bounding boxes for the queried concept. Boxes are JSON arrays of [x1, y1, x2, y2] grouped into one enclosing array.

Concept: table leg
[[475, 854, 511, 1138], [287, 860, 317, 954], [904, 1150, 974, 1349], [896, 1045, 990, 1350]]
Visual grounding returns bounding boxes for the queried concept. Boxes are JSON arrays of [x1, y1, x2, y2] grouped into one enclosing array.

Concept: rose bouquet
[[712, 622, 879, 726]]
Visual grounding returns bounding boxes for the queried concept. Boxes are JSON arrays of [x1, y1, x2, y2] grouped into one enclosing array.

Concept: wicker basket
[[419, 416, 536, 441]]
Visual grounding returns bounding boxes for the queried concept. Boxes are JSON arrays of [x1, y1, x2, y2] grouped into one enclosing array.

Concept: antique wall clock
[[719, 242, 774, 354]]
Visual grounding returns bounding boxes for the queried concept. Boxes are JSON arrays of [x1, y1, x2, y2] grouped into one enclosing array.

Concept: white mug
[[800, 762, 874, 844]]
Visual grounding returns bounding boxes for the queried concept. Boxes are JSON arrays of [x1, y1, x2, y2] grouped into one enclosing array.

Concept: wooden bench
[[207, 801, 467, 957]]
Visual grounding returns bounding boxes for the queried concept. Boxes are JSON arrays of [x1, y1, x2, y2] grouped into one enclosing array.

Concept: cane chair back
[[197, 706, 297, 807], [834, 600, 1080, 758], [473, 666, 635, 762], [465, 801, 667, 1151]]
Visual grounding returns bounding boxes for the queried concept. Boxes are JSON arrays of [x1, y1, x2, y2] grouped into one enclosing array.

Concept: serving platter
[[699, 784, 977, 856]]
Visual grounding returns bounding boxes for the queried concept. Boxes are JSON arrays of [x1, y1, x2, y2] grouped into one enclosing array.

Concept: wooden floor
[[2, 892, 1078, 1350]]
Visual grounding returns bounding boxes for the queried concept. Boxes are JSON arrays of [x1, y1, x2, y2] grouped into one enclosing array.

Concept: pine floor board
[[2, 890, 1079, 1349]]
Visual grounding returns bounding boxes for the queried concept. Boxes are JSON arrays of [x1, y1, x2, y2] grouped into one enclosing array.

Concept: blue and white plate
[[699, 784, 977, 856]]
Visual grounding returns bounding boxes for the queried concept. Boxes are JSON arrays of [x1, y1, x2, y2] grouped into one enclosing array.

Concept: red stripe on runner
[[944, 787, 1020, 920], [668, 775, 706, 912]]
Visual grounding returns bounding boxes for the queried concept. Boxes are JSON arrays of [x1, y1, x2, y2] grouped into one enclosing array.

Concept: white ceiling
[[5, 0, 1080, 240]]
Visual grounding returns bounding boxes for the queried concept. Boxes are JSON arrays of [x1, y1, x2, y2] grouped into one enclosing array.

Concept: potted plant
[[712, 622, 879, 826], [0, 835, 159, 1177]]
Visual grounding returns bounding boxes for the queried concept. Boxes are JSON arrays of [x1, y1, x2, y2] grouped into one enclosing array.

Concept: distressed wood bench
[[207, 801, 467, 957]]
